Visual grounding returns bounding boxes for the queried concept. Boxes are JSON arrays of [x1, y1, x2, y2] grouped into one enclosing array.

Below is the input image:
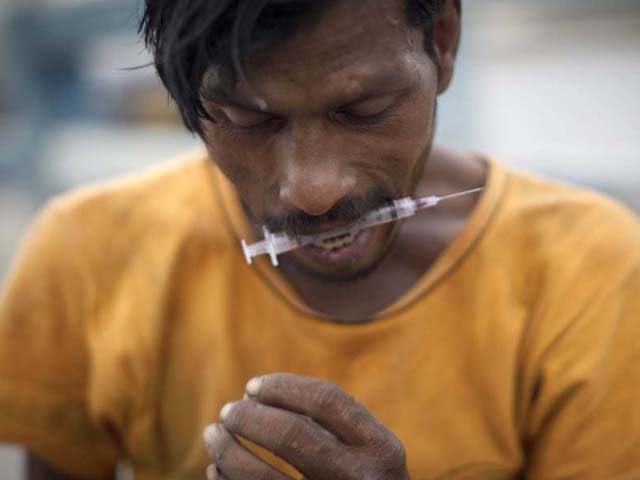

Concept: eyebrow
[[202, 68, 409, 112], [202, 86, 266, 112], [327, 70, 410, 109]]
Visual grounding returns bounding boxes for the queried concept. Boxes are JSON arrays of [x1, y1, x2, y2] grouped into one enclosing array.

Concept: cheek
[[392, 93, 436, 156], [394, 89, 436, 153], [357, 96, 435, 192], [202, 126, 277, 214]]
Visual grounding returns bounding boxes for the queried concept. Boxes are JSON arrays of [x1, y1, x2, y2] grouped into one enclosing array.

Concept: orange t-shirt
[[1, 150, 639, 480]]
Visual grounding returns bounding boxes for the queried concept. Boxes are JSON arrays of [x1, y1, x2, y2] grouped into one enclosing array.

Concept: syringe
[[241, 187, 484, 266]]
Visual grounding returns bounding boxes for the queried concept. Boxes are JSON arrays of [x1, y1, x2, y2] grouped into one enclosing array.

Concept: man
[[1, 0, 639, 479]]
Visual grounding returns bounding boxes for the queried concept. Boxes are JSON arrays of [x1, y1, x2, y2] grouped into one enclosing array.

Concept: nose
[[277, 120, 356, 216]]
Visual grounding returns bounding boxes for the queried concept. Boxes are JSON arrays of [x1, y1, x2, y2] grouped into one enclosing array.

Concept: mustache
[[263, 188, 394, 237]]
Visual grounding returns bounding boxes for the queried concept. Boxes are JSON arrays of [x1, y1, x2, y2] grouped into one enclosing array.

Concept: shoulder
[[487, 164, 640, 343], [494, 165, 640, 272], [43, 148, 229, 248], [48, 148, 218, 229], [501, 166, 637, 231], [32, 149, 233, 287]]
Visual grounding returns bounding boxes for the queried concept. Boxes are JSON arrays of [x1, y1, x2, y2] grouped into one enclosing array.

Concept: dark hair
[[140, 0, 443, 136]]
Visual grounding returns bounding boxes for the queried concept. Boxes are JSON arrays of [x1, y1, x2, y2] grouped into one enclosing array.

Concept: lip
[[299, 228, 373, 265]]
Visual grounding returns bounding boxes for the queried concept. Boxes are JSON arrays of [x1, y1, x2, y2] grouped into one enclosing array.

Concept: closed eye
[[222, 107, 277, 128], [335, 105, 394, 126], [334, 94, 397, 125]]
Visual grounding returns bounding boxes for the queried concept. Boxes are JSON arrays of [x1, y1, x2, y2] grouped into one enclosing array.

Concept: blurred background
[[0, 0, 639, 478]]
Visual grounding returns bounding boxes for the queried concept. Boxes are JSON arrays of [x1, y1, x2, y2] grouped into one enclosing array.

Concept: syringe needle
[[437, 187, 485, 202]]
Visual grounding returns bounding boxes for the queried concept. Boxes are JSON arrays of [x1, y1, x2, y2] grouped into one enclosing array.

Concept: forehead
[[215, 0, 428, 111]]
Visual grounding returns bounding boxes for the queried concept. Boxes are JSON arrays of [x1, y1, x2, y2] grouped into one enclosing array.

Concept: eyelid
[[341, 94, 396, 117], [222, 106, 276, 127]]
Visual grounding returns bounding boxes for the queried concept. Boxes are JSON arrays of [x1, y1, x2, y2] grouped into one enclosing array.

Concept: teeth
[[315, 232, 356, 250]]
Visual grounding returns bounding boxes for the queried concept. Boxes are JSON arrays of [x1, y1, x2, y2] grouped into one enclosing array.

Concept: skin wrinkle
[[230, 400, 345, 475], [247, 0, 406, 83], [201, 0, 480, 320], [208, 54, 432, 216], [236, 1, 426, 117], [217, 374, 413, 479]]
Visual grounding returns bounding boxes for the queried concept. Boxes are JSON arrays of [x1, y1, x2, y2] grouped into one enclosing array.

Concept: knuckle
[[387, 434, 406, 460], [274, 415, 340, 464], [312, 381, 344, 414], [346, 455, 385, 480], [377, 435, 407, 475], [206, 428, 232, 465], [274, 418, 308, 456], [306, 443, 352, 479], [342, 407, 370, 431], [254, 467, 282, 480], [305, 433, 340, 459], [341, 450, 370, 479], [359, 431, 407, 479], [268, 372, 297, 395], [222, 399, 250, 431], [206, 464, 218, 480]]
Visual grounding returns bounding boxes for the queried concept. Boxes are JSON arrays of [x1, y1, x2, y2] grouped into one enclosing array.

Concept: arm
[[522, 251, 640, 478], [26, 453, 115, 480], [0, 202, 121, 479]]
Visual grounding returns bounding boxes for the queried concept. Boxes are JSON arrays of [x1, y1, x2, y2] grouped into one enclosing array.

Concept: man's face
[[202, 0, 442, 281]]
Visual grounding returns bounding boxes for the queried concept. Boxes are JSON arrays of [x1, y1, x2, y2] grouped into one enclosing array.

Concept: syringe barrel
[[392, 197, 418, 218], [276, 235, 300, 251], [358, 198, 416, 228]]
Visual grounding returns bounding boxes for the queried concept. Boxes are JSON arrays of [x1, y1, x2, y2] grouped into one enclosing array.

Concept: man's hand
[[203, 373, 409, 480]]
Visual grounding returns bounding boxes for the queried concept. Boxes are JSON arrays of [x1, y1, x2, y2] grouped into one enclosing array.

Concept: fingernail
[[246, 376, 263, 396], [202, 424, 219, 445], [219, 402, 234, 421], [206, 464, 218, 480]]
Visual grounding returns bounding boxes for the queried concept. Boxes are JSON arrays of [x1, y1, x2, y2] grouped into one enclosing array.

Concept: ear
[[434, 0, 461, 94]]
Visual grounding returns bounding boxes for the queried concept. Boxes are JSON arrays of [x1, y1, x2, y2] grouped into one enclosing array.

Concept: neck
[[249, 146, 488, 323]]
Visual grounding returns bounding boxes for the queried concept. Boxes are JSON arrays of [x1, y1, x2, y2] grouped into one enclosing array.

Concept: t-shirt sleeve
[[0, 200, 121, 478], [523, 243, 640, 478]]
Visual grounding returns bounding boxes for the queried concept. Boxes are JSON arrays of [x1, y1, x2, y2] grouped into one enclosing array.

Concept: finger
[[203, 423, 294, 480], [220, 399, 348, 478], [207, 465, 232, 480], [244, 373, 387, 445], [206, 464, 227, 480]]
